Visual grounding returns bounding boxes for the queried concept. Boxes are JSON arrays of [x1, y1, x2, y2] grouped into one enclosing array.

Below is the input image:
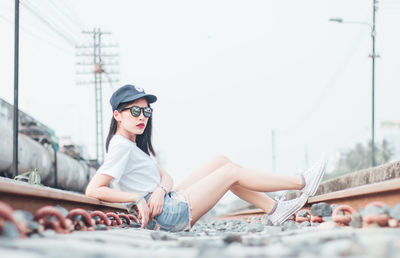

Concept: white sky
[[0, 0, 399, 192]]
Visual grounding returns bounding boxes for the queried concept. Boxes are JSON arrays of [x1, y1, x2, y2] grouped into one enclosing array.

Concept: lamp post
[[329, 0, 378, 167]]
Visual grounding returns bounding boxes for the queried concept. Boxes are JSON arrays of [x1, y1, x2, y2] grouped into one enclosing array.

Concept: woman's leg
[[185, 163, 303, 224], [176, 156, 276, 214]]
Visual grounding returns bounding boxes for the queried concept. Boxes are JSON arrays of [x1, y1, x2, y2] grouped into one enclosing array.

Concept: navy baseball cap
[[110, 84, 157, 111]]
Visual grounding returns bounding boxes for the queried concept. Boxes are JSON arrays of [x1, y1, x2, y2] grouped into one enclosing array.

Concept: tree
[[324, 139, 393, 180]]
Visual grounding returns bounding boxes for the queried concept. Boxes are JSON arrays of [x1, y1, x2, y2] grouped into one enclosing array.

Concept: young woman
[[86, 84, 327, 232]]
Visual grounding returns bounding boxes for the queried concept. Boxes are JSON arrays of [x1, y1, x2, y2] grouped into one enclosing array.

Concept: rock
[[320, 239, 362, 257], [318, 221, 336, 229], [322, 216, 332, 221], [94, 224, 108, 231], [360, 205, 385, 216], [310, 202, 332, 217], [247, 221, 264, 233], [150, 231, 177, 241], [27, 220, 41, 231], [299, 221, 311, 227], [223, 234, 242, 244], [13, 210, 33, 222], [53, 205, 68, 217], [129, 222, 141, 228], [389, 204, 400, 220], [1, 221, 20, 238], [243, 237, 269, 246], [39, 229, 56, 237], [297, 210, 309, 217], [349, 213, 362, 228], [282, 220, 298, 231]]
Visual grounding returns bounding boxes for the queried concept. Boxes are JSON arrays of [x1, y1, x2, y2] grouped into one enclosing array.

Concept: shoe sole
[[305, 159, 327, 197], [272, 195, 308, 225]]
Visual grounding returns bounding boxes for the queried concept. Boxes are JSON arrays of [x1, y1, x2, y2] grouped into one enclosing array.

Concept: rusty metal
[[219, 178, 400, 220], [295, 209, 311, 223], [34, 206, 72, 233], [117, 214, 131, 226], [363, 202, 390, 227], [332, 204, 356, 225], [0, 201, 25, 238], [127, 214, 139, 224], [67, 208, 94, 231], [106, 212, 122, 227], [90, 210, 111, 226], [0, 179, 128, 214]]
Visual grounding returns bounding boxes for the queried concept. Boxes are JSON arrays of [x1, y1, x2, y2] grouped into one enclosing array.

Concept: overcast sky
[[0, 0, 399, 192]]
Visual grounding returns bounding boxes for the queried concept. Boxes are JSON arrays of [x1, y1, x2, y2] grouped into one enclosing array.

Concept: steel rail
[[220, 178, 400, 218], [0, 178, 129, 214]]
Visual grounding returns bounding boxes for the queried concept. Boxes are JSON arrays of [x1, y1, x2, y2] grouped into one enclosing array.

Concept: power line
[[48, 0, 84, 32], [20, 1, 77, 46], [0, 10, 71, 54]]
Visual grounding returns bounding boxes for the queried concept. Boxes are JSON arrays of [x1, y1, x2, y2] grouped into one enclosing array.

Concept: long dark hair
[[105, 100, 156, 156]]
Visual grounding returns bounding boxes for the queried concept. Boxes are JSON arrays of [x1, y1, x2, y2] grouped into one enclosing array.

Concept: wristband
[[158, 185, 168, 194]]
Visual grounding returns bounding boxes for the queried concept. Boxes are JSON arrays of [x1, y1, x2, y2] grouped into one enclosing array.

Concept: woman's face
[[114, 98, 150, 141]]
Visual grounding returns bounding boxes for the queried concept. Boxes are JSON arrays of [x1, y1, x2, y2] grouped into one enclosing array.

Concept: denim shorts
[[144, 190, 192, 232]]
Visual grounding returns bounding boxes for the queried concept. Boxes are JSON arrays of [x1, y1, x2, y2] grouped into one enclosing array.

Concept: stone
[[94, 224, 108, 231], [318, 221, 336, 229], [320, 239, 362, 257], [310, 202, 332, 217], [247, 221, 264, 233], [299, 221, 311, 227], [1, 221, 20, 238], [223, 234, 242, 244], [389, 204, 400, 220], [360, 205, 385, 216], [282, 220, 298, 231], [150, 231, 177, 241], [349, 213, 362, 228], [297, 210, 309, 217], [39, 229, 56, 237], [53, 205, 69, 217], [13, 210, 33, 222], [243, 237, 269, 246]]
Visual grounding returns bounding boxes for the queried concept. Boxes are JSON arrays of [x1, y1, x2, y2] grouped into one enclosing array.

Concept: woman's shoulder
[[109, 135, 136, 151]]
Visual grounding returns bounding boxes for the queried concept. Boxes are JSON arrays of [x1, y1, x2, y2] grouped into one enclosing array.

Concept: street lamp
[[329, 1, 378, 167]]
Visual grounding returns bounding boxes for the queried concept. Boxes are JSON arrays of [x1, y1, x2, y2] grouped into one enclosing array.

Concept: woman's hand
[[136, 198, 150, 229], [147, 187, 165, 219]]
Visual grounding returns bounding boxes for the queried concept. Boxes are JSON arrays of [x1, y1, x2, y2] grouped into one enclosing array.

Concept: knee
[[220, 162, 241, 178], [212, 154, 231, 167]]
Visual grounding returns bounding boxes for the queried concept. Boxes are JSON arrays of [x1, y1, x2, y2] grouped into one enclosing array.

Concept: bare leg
[[186, 163, 302, 224], [177, 156, 276, 213]]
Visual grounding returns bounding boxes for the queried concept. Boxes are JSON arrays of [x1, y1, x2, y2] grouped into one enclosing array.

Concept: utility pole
[[371, 0, 377, 167], [13, 0, 20, 177], [76, 28, 119, 164], [271, 129, 276, 173]]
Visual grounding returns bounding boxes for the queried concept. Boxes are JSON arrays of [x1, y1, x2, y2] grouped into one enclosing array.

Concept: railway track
[[0, 171, 399, 239], [221, 177, 400, 219]]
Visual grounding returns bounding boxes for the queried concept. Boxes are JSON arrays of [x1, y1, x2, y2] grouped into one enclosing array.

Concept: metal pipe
[[13, 0, 20, 177]]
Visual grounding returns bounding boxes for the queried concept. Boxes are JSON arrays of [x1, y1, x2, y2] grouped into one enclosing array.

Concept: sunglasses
[[120, 106, 153, 118]]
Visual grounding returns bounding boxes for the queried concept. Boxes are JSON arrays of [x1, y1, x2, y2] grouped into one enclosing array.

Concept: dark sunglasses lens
[[143, 107, 152, 117], [130, 106, 141, 117]]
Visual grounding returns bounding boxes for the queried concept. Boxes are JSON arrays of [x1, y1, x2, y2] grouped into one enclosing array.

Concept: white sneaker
[[301, 156, 328, 197], [268, 193, 308, 225]]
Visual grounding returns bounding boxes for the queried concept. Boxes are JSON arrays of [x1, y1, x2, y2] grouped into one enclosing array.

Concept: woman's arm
[[85, 174, 141, 203], [147, 166, 174, 218], [85, 173, 150, 228], [157, 165, 174, 192]]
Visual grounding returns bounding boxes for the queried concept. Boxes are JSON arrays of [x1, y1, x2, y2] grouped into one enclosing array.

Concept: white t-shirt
[[96, 134, 160, 196]]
